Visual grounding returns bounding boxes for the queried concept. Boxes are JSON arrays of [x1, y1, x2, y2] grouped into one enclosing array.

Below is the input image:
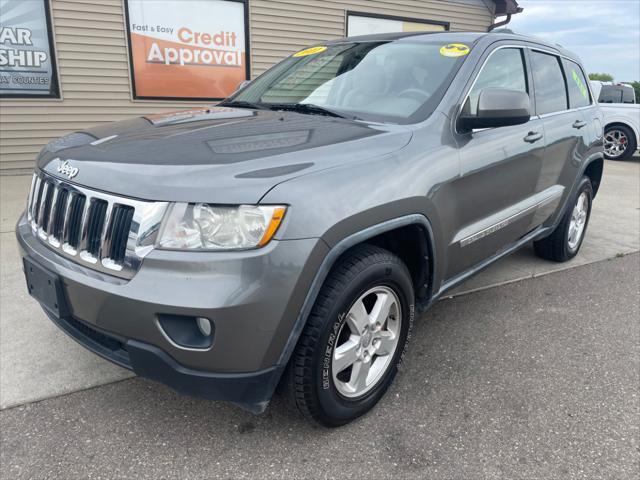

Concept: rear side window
[[563, 59, 591, 108], [467, 48, 528, 115], [531, 51, 568, 114], [622, 87, 635, 104], [598, 86, 622, 103]]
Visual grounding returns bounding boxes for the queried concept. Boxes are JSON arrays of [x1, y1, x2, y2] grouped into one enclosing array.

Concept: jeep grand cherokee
[[17, 32, 604, 426]]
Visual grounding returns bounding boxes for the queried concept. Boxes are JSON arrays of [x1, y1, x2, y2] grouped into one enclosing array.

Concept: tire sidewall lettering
[[397, 303, 414, 371], [322, 312, 345, 390]]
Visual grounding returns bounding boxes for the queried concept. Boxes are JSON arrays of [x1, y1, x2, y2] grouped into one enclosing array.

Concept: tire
[[534, 176, 593, 262], [284, 244, 415, 427], [604, 124, 637, 160]]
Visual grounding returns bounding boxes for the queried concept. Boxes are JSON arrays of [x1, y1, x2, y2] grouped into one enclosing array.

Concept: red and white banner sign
[[126, 0, 248, 99]]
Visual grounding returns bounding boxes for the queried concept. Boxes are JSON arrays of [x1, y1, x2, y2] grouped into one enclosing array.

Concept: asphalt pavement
[[1, 254, 638, 480]]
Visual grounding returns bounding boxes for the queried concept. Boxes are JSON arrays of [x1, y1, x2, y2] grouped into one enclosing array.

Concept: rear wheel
[[284, 244, 414, 427], [604, 124, 636, 160], [534, 176, 593, 262]]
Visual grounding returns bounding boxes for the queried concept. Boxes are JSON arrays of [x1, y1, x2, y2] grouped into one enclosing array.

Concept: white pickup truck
[[590, 81, 639, 160]]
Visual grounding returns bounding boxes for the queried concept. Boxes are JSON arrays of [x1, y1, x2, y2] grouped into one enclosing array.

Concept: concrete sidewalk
[[1, 157, 639, 409]]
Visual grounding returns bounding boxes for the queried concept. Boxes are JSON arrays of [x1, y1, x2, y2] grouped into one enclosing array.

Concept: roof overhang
[[493, 0, 523, 17]]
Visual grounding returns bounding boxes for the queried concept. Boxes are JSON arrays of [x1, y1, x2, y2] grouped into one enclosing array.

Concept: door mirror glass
[[458, 87, 531, 130]]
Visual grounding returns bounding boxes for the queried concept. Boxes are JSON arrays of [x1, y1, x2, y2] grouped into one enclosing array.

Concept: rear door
[[528, 49, 591, 226], [448, 44, 546, 278]]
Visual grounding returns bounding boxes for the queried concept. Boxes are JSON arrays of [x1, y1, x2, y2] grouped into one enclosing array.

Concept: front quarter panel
[[262, 112, 461, 291]]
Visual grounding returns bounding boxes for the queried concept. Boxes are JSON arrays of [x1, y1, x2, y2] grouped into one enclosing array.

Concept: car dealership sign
[[125, 0, 249, 100], [0, 0, 59, 98]]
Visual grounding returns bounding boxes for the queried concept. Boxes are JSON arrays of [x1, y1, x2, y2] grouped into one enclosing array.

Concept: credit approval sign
[[125, 0, 248, 100]]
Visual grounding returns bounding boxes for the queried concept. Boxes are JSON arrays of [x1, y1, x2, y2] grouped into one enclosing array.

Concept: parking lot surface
[[1, 254, 638, 480]]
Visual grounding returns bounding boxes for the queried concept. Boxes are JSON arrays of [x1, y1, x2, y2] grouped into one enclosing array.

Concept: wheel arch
[[605, 120, 640, 146], [276, 214, 436, 368], [583, 156, 604, 197]]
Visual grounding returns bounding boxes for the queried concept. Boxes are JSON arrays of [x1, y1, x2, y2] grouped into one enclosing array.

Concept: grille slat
[[26, 172, 161, 279], [59, 191, 74, 246], [46, 185, 61, 238], [78, 195, 94, 254], [26, 175, 37, 221], [86, 200, 108, 257], [64, 193, 85, 250], [51, 188, 69, 242], [36, 180, 49, 228], [108, 206, 134, 264], [31, 176, 43, 222], [97, 202, 114, 260]]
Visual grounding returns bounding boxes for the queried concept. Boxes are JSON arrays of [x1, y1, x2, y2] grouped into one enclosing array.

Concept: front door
[[447, 45, 545, 279]]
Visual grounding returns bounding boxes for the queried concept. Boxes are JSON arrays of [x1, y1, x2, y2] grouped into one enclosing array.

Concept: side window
[[467, 48, 527, 115], [563, 59, 591, 108], [530, 51, 568, 114], [622, 87, 635, 104]]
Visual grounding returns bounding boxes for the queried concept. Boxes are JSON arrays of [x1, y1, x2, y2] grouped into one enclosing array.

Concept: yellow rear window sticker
[[440, 43, 470, 57], [293, 46, 327, 57]]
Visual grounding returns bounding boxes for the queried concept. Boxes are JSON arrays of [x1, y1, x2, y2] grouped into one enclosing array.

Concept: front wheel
[[284, 244, 414, 427], [534, 176, 593, 262], [604, 124, 637, 160]]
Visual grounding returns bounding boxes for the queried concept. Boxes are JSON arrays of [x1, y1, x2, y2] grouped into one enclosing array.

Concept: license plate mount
[[23, 257, 70, 319]]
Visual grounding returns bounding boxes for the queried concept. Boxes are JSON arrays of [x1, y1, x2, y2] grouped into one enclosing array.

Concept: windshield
[[226, 41, 469, 124]]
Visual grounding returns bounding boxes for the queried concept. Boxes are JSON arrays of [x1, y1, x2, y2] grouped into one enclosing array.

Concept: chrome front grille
[[27, 172, 168, 279]]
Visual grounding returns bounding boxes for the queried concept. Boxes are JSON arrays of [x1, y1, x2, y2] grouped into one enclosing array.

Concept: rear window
[[531, 50, 568, 115], [563, 59, 591, 108], [598, 86, 623, 103]]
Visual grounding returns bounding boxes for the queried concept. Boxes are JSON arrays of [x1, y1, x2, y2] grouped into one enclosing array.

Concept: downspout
[[488, 14, 512, 31]]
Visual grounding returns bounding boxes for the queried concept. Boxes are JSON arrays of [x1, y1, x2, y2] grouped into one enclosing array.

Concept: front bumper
[[16, 213, 328, 412]]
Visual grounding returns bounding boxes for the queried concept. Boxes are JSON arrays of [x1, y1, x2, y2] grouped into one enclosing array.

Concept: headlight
[[157, 203, 286, 250]]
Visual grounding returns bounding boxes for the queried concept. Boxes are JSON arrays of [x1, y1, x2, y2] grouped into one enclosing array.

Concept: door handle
[[524, 131, 543, 143], [572, 120, 587, 129]]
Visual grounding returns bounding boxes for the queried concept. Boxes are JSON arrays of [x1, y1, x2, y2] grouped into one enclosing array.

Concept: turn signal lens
[[258, 206, 286, 247]]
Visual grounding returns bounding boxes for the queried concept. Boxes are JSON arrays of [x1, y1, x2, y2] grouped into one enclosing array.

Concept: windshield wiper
[[218, 100, 266, 110], [265, 103, 359, 120]]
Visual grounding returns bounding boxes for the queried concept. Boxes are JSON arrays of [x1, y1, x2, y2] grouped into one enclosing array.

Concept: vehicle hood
[[37, 107, 413, 203]]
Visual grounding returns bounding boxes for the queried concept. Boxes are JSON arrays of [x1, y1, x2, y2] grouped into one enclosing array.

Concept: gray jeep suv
[[17, 32, 604, 426]]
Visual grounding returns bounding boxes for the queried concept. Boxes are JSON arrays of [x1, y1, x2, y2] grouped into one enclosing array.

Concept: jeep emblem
[[56, 160, 79, 179]]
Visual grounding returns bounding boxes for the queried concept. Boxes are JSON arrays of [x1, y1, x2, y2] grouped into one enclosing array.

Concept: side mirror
[[458, 88, 531, 131], [235, 79, 251, 92]]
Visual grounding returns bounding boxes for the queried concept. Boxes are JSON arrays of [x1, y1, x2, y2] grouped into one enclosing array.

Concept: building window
[[124, 0, 250, 100], [0, 0, 60, 99], [346, 11, 449, 37]]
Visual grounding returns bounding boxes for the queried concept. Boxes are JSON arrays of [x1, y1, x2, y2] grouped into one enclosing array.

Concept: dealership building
[[0, 0, 521, 173]]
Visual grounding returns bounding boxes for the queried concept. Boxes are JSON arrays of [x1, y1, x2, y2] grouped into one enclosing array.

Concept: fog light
[[156, 314, 214, 349], [196, 317, 212, 337]]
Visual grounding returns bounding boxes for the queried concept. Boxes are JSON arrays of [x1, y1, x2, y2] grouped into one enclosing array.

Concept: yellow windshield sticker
[[293, 46, 327, 57], [440, 43, 470, 57], [572, 69, 589, 99]]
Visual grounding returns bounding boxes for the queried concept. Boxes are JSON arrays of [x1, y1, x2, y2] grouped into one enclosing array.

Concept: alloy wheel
[[332, 286, 402, 398], [604, 129, 629, 158], [568, 191, 589, 250]]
